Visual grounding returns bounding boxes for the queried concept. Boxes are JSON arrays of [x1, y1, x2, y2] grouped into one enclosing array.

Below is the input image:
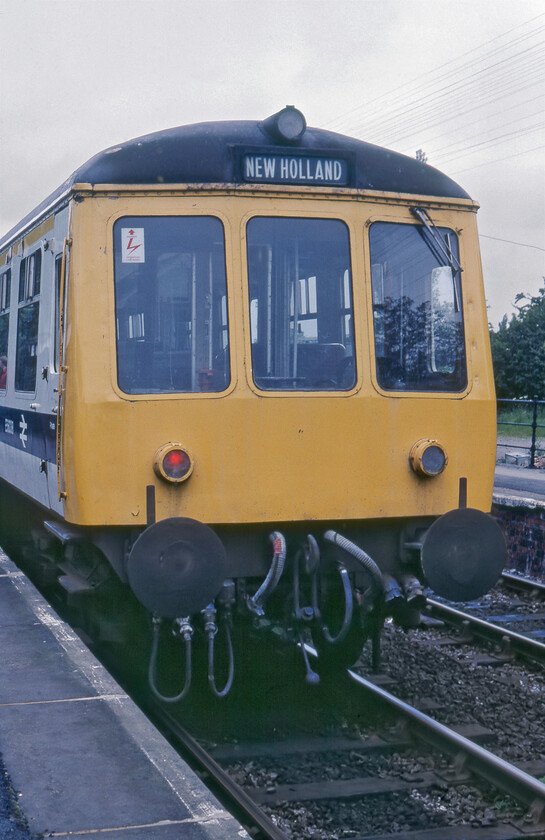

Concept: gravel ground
[[444, 579, 545, 636], [450, 577, 544, 608], [433, 584, 545, 641], [369, 621, 545, 761], [223, 585, 545, 839], [451, 597, 545, 635], [267, 783, 514, 839]]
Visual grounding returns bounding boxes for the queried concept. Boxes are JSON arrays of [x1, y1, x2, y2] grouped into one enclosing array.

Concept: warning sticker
[[121, 228, 145, 263]]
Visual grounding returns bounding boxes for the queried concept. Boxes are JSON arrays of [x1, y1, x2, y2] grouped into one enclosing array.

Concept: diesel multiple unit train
[[0, 107, 506, 697]]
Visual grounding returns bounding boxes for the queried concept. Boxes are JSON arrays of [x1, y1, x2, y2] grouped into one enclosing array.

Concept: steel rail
[[425, 597, 545, 666], [502, 571, 545, 598], [347, 668, 545, 823], [146, 699, 288, 840]]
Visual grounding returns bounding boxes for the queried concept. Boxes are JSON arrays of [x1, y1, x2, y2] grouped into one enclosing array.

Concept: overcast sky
[[1, 0, 543, 327]]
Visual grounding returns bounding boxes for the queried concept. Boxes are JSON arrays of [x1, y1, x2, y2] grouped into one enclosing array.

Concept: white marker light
[[262, 106, 306, 143]]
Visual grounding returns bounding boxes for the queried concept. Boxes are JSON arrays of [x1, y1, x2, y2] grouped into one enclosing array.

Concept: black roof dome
[[70, 109, 469, 199], [1, 108, 471, 251]]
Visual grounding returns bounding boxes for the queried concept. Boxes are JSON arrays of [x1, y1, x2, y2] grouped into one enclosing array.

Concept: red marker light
[[153, 444, 193, 483], [163, 449, 191, 479]]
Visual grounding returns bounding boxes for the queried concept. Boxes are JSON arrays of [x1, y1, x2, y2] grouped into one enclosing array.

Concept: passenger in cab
[[0, 356, 7, 389]]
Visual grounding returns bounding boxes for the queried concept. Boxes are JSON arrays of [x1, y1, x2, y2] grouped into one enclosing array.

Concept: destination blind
[[242, 153, 350, 186]]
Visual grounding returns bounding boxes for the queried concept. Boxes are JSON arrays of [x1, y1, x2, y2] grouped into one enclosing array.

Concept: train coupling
[[399, 573, 426, 609]]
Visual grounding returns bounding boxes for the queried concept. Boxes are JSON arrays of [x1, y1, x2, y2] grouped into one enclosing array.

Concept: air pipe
[[247, 531, 287, 616], [203, 604, 235, 698], [148, 615, 193, 703], [324, 531, 384, 598], [315, 565, 354, 645]]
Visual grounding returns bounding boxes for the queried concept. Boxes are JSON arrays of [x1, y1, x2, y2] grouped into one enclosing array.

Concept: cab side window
[[0, 268, 10, 389], [16, 250, 41, 392]]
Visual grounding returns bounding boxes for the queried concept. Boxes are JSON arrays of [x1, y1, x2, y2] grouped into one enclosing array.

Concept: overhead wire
[[434, 122, 545, 167], [326, 16, 545, 135], [325, 12, 545, 285], [375, 80, 544, 154], [362, 44, 545, 147], [479, 235, 545, 252], [416, 92, 544, 156], [449, 143, 545, 175], [325, 13, 545, 176], [359, 39, 545, 140]]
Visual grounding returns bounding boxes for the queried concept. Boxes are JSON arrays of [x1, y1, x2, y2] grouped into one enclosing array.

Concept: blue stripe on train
[[0, 405, 57, 462]]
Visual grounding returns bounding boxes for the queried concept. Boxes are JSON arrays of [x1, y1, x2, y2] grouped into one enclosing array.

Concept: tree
[[489, 284, 545, 398]]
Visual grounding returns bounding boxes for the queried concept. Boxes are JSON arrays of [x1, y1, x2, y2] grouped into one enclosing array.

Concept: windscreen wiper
[[410, 207, 463, 276], [411, 206, 462, 311]]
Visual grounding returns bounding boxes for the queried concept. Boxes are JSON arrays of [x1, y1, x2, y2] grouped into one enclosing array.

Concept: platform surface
[[494, 463, 545, 505], [0, 551, 249, 839]]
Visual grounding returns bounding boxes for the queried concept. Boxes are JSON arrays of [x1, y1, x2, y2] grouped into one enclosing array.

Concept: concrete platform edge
[[493, 491, 545, 510], [0, 551, 250, 838]]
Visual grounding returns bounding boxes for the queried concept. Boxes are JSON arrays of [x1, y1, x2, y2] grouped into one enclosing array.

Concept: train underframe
[[0, 482, 506, 699]]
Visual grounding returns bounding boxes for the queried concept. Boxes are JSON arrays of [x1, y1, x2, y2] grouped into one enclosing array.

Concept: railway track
[[501, 572, 545, 601], [424, 572, 545, 668], [348, 670, 545, 838], [135, 643, 545, 840]]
